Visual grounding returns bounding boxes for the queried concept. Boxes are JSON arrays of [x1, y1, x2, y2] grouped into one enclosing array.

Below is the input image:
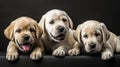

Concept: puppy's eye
[[49, 20, 54, 24], [30, 28, 35, 32], [83, 34, 88, 38], [16, 29, 21, 33], [62, 18, 67, 22], [95, 32, 100, 36]]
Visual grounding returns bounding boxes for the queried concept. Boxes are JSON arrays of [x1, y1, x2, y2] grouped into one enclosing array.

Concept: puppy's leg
[[115, 37, 120, 52], [101, 42, 113, 60], [102, 49, 113, 60], [52, 46, 68, 56], [6, 41, 18, 61], [68, 42, 80, 56], [30, 46, 43, 60]]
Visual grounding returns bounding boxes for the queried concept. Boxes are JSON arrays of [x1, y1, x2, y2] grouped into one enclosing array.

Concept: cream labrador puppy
[[4, 17, 44, 61], [72, 20, 120, 60], [38, 9, 78, 56]]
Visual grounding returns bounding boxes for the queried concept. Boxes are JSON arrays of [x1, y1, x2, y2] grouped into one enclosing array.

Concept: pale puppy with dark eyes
[[70, 20, 120, 60], [38, 9, 78, 56], [4, 17, 44, 61]]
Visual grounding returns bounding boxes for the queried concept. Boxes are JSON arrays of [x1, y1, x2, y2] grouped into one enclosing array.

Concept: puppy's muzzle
[[23, 34, 30, 42], [19, 34, 32, 52], [57, 26, 65, 33], [89, 43, 96, 49], [51, 26, 66, 41]]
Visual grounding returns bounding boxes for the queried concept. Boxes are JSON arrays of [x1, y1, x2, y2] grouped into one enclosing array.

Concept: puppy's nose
[[23, 34, 30, 41], [89, 43, 96, 49], [57, 26, 65, 32]]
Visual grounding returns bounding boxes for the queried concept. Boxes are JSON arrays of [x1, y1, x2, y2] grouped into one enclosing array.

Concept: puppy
[[72, 20, 120, 60], [38, 9, 78, 56], [4, 17, 44, 61]]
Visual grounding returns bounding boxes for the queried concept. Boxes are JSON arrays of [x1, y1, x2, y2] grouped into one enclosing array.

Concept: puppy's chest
[[43, 40, 62, 50]]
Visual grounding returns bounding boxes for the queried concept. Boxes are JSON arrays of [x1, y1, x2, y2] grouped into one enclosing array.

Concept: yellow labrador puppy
[[38, 9, 78, 56], [4, 17, 44, 61], [72, 20, 120, 60]]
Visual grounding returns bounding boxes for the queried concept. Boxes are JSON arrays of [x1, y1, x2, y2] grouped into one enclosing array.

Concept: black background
[[0, 0, 120, 51]]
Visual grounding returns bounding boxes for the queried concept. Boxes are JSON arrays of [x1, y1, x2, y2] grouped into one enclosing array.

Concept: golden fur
[[4, 16, 44, 61]]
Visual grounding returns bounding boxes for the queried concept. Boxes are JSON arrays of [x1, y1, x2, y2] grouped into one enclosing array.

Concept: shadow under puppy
[[38, 9, 77, 56], [4, 17, 44, 61], [70, 20, 120, 60]]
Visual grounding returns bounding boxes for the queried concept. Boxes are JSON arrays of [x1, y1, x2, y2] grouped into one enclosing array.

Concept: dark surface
[[0, 0, 120, 67], [0, 52, 120, 67]]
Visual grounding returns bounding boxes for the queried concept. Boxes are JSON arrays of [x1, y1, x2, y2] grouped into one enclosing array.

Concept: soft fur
[[72, 20, 120, 60], [38, 9, 77, 56], [4, 16, 44, 61]]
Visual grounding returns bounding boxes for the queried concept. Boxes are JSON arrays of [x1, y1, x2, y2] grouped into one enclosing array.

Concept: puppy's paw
[[68, 48, 80, 56], [30, 51, 42, 60], [6, 52, 18, 61], [101, 51, 113, 60], [52, 49, 66, 56]]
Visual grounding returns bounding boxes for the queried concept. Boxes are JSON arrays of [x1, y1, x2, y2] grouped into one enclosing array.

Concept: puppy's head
[[74, 20, 110, 53], [4, 17, 42, 52], [39, 9, 73, 42]]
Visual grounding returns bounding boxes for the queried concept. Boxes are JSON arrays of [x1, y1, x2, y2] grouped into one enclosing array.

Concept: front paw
[[101, 51, 113, 60], [68, 48, 80, 56], [30, 51, 42, 60], [6, 52, 18, 61], [52, 49, 66, 56]]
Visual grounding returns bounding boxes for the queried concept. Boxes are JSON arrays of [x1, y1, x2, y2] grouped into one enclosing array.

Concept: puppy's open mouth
[[16, 40, 32, 52], [51, 33, 65, 40], [21, 43, 31, 51]]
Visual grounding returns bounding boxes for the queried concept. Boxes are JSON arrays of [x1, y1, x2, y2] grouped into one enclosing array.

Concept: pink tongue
[[22, 44, 30, 51]]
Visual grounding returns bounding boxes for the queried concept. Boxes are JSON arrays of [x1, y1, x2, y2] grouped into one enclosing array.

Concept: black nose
[[23, 34, 30, 41], [89, 43, 96, 49], [57, 26, 65, 32]]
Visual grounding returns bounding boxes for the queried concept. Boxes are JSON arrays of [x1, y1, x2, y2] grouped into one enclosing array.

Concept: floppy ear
[[38, 15, 46, 33], [35, 23, 43, 39], [73, 24, 82, 43], [67, 15, 73, 29], [100, 23, 110, 43], [4, 21, 15, 40], [118, 36, 120, 39]]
